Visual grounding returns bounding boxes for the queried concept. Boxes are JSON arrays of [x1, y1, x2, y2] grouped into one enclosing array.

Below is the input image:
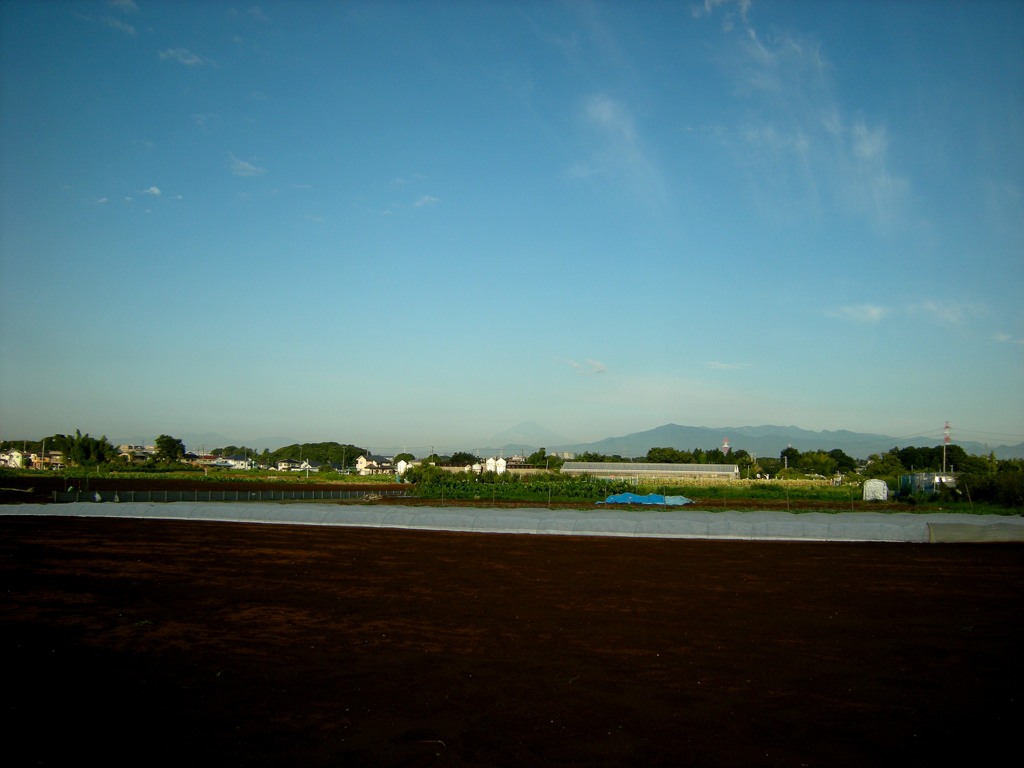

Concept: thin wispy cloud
[[107, 0, 138, 12], [192, 113, 214, 131], [826, 300, 984, 327], [228, 153, 267, 177], [228, 6, 271, 24], [565, 358, 607, 375], [393, 174, 426, 187], [159, 48, 210, 66], [413, 194, 439, 208], [586, 94, 635, 143], [994, 333, 1024, 346], [701, 3, 910, 231], [101, 16, 136, 36], [826, 304, 890, 323], [691, 0, 751, 26], [832, 118, 909, 230], [908, 300, 986, 326], [247, 6, 271, 23], [141, 186, 161, 196], [570, 93, 664, 205]]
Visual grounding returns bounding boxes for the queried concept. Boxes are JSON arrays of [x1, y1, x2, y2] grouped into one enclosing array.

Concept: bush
[[407, 468, 629, 503], [957, 471, 1024, 508]]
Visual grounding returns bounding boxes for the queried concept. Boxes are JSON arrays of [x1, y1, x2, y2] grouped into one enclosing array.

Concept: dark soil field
[[2, 514, 1021, 767]]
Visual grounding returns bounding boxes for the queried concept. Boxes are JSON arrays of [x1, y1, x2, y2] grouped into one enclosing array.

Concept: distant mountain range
[[481, 422, 1024, 461]]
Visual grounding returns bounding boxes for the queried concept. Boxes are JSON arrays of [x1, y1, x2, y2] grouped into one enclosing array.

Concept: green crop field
[[2, 465, 1020, 515]]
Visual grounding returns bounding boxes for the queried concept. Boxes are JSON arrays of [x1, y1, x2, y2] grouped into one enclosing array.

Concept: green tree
[[526, 448, 563, 470], [863, 448, 905, 479], [796, 450, 838, 477], [450, 451, 480, 467], [897, 446, 933, 471], [527, 448, 547, 466], [264, 442, 368, 468], [941, 444, 972, 473], [53, 430, 116, 466], [154, 434, 186, 463], [827, 448, 857, 473], [705, 448, 727, 464], [780, 446, 800, 469], [647, 447, 693, 463], [212, 445, 258, 458], [394, 452, 415, 464], [732, 449, 755, 477]]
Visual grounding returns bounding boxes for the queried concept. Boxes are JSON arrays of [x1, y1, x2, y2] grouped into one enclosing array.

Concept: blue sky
[[1, 0, 1022, 454]]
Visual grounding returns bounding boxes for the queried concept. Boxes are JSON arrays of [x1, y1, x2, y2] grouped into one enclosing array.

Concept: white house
[[356, 454, 392, 476], [224, 455, 254, 470]]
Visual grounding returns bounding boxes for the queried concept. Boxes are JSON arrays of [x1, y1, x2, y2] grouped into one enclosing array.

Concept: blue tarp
[[598, 492, 693, 506]]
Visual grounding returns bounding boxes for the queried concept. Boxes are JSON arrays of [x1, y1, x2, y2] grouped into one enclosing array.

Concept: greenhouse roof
[[562, 462, 738, 473]]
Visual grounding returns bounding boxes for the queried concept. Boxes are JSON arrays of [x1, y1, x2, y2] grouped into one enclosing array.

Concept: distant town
[[3, 427, 1023, 510], [0, 428, 1010, 482]]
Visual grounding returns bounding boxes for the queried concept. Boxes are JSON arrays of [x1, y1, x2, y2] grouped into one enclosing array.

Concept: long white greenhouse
[[561, 462, 741, 481]]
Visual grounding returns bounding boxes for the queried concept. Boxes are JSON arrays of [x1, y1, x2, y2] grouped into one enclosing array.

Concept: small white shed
[[862, 478, 888, 501]]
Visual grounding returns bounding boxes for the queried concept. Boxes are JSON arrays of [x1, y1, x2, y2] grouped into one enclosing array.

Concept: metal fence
[[53, 489, 410, 504]]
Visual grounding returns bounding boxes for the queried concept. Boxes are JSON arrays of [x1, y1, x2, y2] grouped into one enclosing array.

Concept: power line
[[890, 424, 1024, 445], [950, 428, 1024, 441]]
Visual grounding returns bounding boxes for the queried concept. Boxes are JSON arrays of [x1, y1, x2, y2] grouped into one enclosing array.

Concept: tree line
[[421, 447, 563, 469], [5, 430, 1020, 505], [257, 442, 370, 469], [0, 433, 371, 471]]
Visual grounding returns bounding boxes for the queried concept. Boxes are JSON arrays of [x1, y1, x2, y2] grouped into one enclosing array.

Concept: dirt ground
[[2, 514, 1021, 767]]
